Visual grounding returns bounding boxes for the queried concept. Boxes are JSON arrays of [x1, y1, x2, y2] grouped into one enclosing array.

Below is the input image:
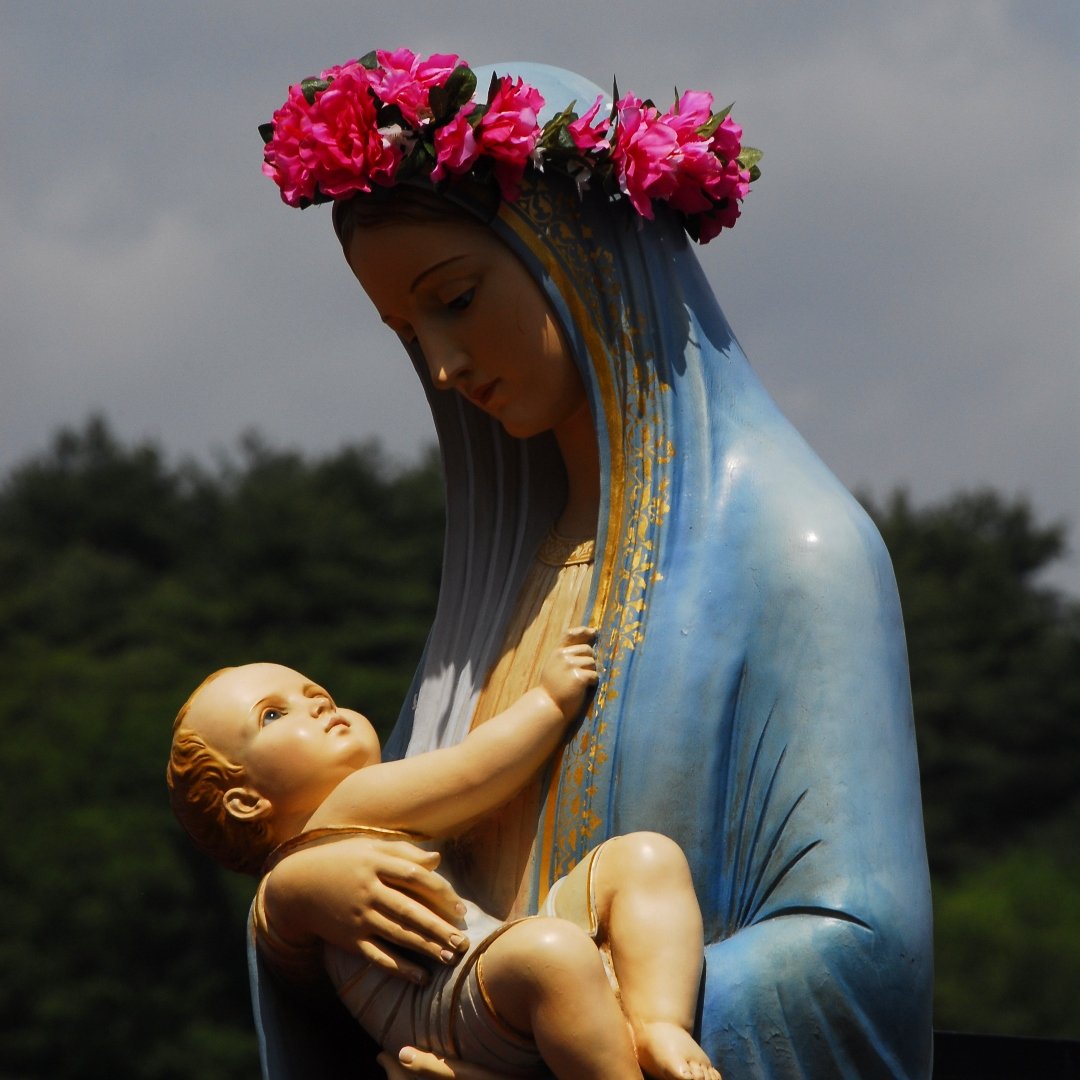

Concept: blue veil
[[251, 64, 933, 1079]]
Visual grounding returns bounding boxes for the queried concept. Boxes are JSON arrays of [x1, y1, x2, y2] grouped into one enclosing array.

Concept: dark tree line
[[0, 418, 1076, 1077]]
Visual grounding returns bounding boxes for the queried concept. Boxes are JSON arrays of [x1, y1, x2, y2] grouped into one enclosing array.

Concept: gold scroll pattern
[[503, 182, 675, 879]]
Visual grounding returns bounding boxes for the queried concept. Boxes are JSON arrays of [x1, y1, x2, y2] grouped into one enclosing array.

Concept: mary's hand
[[262, 836, 469, 982], [378, 1048, 509, 1079]]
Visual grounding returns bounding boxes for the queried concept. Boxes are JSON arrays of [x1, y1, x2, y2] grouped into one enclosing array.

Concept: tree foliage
[[863, 489, 1080, 1039], [863, 489, 1080, 879], [0, 420, 1076, 1076], [0, 418, 444, 1078]]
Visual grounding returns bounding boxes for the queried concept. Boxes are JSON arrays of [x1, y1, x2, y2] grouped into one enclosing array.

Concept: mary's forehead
[[348, 217, 507, 294]]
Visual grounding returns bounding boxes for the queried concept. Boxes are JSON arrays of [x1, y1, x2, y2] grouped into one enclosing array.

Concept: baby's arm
[[309, 627, 596, 838]]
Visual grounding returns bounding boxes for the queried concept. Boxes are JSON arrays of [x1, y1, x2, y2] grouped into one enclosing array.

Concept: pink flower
[[320, 58, 365, 82], [691, 160, 750, 242], [476, 76, 545, 200], [609, 94, 679, 217], [432, 105, 481, 182], [369, 49, 464, 126], [568, 94, 610, 151], [609, 89, 748, 222], [709, 113, 743, 162], [262, 83, 319, 206], [261, 54, 755, 245], [655, 92, 726, 214], [302, 67, 402, 199], [696, 196, 742, 243], [669, 89, 715, 130]]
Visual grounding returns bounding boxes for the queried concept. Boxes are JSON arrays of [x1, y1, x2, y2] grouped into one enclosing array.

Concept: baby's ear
[[224, 786, 273, 822]]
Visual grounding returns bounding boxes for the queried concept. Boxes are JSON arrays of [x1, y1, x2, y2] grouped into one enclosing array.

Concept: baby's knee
[[502, 917, 603, 981], [606, 831, 691, 884]]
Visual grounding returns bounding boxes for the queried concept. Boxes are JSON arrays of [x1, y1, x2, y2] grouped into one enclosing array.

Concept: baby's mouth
[[324, 715, 350, 733]]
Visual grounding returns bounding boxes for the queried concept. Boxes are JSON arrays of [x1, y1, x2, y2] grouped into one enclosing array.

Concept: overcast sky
[[3, 3, 1077, 594]]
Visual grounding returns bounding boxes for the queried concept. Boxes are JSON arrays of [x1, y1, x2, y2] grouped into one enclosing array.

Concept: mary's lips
[[470, 381, 497, 408]]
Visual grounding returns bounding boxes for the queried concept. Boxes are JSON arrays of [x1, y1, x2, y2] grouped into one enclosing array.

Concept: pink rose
[[432, 105, 481, 182], [668, 90, 715, 130], [691, 161, 749, 242], [302, 67, 402, 199], [657, 91, 728, 214], [568, 94, 610, 151], [610, 89, 747, 222], [609, 94, 679, 217], [709, 114, 743, 162], [369, 49, 464, 126], [262, 83, 319, 206], [695, 197, 741, 243], [320, 58, 364, 82], [476, 76, 545, 200]]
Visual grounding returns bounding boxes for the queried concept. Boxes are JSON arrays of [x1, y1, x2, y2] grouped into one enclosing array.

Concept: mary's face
[[346, 217, 587, 442]]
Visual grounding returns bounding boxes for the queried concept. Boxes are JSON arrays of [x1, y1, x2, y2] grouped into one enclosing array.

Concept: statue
[[168, 640, 720, 1079], [245, 52, 933, 1078]]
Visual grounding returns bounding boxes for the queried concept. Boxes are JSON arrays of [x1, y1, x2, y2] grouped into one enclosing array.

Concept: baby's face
[[186, 663, 381, 821]]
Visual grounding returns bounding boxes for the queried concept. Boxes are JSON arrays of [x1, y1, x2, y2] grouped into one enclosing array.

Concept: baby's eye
[[261, 707, 284, 725], [446, 287, 475, 312]]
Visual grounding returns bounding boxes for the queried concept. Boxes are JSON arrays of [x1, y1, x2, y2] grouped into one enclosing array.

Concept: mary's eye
[[261, 707, 284, 725], [446, 287, 475, 312]]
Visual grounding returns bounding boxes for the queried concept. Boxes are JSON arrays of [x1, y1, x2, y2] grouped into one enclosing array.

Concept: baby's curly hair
[[166, 670, 275, 876]]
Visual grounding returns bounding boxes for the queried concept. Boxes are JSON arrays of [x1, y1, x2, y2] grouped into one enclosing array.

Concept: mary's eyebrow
[[410, 254, 468, 293]]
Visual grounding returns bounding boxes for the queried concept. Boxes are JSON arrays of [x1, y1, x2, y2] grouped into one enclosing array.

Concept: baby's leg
[[556, 833, 718, 1080], [479, 917, 643, 1079]]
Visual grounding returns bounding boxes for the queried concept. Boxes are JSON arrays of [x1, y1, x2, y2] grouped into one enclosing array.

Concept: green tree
[[0, 418, 445, 1078], [864, 489, 1080, 1039], [864, 489, 1080, 879], [2, 423, 1077, 1076]]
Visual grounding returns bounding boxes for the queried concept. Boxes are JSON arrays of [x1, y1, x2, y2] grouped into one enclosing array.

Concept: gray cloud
[[2, 1, 1077, 592]]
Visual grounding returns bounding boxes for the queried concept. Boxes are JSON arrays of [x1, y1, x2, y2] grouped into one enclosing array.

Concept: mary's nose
[[423, 339, 469, 390]]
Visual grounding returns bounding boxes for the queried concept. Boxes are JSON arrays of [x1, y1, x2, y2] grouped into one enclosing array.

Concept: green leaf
[[696, 115, 723, 139], [358, 50, 379, 70], [738, 146, 763, 171], [377, 102, 407, 130], [300, 77, 329, 106], [257, 122, 274, 146], [395, 149, 425, 183], [429, 68, 477, 127], [539, 101, 579, 151], [446, 65, 477, 112]]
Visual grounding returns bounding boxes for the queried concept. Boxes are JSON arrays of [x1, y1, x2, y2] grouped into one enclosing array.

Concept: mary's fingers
[[358, 938, 429, 985], [377, 1048, 456, 1078], [393, 1048, 509, 1080], [378, 857, 466, 923], [366, 905, 469, 965], [377, 839, 442, 868]]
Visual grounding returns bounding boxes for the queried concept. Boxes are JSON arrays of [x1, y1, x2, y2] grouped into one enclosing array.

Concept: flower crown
[[260, 48, 761, 244]]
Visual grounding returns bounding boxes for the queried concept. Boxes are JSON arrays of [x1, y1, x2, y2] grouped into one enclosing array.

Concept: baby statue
[[167, 629, 719, 1080]]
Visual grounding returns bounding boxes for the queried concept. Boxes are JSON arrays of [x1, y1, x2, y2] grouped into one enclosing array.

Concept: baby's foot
[[634, 1020, 720, 1080]]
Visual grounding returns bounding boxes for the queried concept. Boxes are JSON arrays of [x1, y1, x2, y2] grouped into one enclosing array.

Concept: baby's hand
[[539, 626, 598, 720]]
